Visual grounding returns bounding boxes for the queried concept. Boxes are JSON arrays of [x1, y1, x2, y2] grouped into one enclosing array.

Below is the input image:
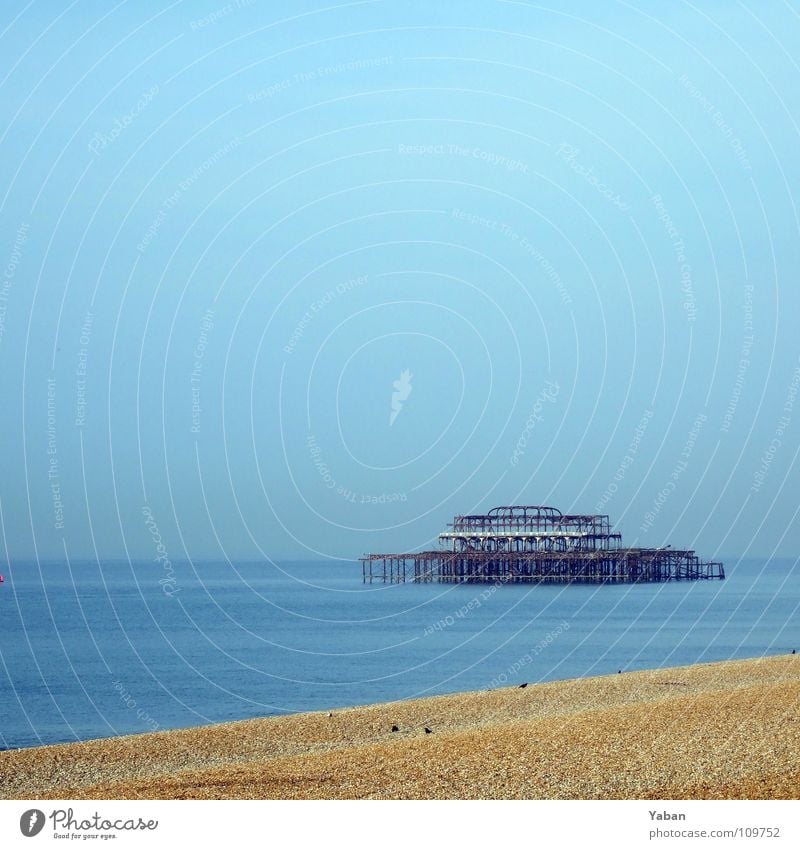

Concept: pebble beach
[[2, 655, 798, 800]]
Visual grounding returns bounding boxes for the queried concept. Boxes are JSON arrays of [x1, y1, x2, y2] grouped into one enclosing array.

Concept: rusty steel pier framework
[[361, 505, 724, 584]]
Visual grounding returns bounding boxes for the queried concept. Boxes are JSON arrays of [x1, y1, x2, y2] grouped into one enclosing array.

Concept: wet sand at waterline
[[2, 656, 798, 800]]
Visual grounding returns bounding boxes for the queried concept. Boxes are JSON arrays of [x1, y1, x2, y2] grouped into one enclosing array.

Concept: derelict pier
[[361, 505, 724, 584]]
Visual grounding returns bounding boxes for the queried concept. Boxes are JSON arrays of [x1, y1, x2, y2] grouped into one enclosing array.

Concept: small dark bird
[[327, 712, 332, 717], [618, 670, 622, 674], [424, 727, 432, 734], [391, 725, 399, 732], [793, 649, 796, 655], [519, 683, 528, 688]]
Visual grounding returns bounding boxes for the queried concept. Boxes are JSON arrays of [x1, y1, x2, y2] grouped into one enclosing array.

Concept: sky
[[1, 0, 799, 564]]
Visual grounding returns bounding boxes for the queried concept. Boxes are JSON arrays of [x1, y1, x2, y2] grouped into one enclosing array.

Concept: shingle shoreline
[[2, 655, 798, 799]]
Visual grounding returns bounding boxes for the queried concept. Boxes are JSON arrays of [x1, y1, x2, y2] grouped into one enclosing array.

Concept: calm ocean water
[[0, 558, 798, 749]]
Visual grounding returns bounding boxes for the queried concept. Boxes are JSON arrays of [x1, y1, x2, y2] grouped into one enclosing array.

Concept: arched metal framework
[[361, 505, 724, 584]]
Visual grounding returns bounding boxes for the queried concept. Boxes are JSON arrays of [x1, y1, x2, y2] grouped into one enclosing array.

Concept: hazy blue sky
[[1, 0, 799, 564]]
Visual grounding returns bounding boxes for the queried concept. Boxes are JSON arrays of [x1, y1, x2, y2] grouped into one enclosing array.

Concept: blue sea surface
[[0, 558, 797, 749]]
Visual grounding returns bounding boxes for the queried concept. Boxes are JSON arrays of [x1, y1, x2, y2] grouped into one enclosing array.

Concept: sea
[[0, 558, 798, 750]]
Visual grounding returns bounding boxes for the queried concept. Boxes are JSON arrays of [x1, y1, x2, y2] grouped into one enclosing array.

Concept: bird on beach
[[327, 712, 332, 717], [518, 682, 528, 688], [424, 727, 432, 734], [391, 725, 399, 732], [792, 649, 796, 655]]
